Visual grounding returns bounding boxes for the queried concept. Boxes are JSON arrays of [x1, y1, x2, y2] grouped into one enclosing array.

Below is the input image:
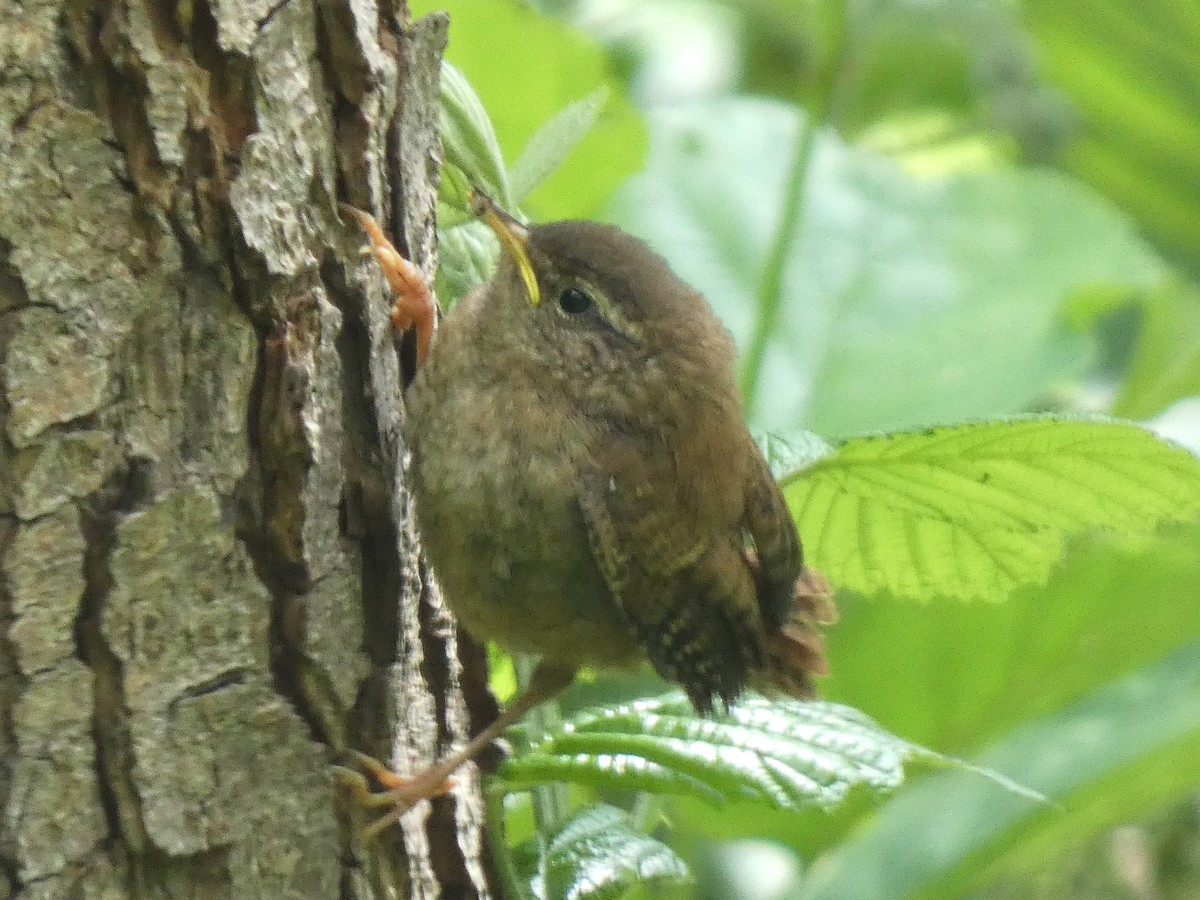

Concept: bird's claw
[[341, 203, 436, 364], [335, 750, 458, 839]]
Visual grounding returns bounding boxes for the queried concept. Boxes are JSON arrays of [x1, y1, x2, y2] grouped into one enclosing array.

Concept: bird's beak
[[470, 191, 541, 306]]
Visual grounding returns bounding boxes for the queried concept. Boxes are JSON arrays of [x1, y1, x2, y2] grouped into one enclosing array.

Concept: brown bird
[[341, 195, 835, 836]]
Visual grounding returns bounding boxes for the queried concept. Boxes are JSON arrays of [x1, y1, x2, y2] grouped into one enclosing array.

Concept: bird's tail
[[758, 566, 837, 700]]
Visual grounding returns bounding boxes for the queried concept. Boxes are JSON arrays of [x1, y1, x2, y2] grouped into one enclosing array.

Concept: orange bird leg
[[342, 204, 436, 364], [333, 663, 576, 839]]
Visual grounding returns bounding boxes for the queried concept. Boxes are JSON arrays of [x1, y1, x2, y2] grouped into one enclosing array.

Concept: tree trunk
[[0, 0, 494, 896]]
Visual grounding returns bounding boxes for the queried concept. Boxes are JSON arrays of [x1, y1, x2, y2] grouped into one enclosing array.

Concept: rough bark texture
[[0, 0, 492, 896]]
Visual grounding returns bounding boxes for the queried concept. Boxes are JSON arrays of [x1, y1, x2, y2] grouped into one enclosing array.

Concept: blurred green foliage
[[408, 0, 1200, 897], [608, 99, 1159, 434], [409, 0, 646, 219], [1025, 0, 1200, 267]]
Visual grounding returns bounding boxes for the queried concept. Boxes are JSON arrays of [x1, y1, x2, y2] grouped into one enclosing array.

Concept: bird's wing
[[739, 445, 837, 698], [741, 447, 805, 630], [577, 440, 765, 712]]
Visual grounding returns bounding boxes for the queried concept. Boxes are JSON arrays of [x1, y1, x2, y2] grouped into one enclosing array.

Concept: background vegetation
[[410, 1, 1200, 897]]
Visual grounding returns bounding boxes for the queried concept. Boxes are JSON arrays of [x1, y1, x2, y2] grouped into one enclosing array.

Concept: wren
[[340, 195, 835, 836]]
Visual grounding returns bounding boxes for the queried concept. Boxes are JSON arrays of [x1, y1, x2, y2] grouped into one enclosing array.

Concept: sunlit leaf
[[783, 416, 1200, 600]]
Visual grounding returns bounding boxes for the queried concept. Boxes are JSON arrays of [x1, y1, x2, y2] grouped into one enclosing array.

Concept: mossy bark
[[0, 0, 492, 896]]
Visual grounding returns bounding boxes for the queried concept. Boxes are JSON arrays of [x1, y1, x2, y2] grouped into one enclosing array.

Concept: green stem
[[485, 782, 536, 900], [739, 2, 856, 416], [513, 655, 570, 833], [484, 655, 569, 897], [630, 792, 664, 834], [738, 124, 820, 413]]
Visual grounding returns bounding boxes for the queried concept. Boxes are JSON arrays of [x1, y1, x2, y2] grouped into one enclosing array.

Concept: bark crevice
[[75, 462, 153, 862], [1, 0, 487, 894]]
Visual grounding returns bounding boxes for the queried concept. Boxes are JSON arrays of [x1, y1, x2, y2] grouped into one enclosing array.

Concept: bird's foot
[[341, 204, 436, 364], [334, 750, 456, 839], [334, 664, 577, 838]]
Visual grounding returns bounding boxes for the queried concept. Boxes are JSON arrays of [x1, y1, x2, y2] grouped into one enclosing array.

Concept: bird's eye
[[558, 287, 592, 315]]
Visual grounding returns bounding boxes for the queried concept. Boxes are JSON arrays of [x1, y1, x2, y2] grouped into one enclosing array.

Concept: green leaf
[[509, 87, 610, 204], [756, 429, 833, 481], [821, 520, 1200, 759], [783, 416, 1200, 601], [498, 694, 943, 812], [435, 163, 478, 229], [435, 219, 498, 307], [439, 60, 511, 207], [1112, 281, 1200, 419], [412, 0, 646, 220], [660, 523, 1200, 856], [542, 804, 690, 900], [1026, 0, 1200, 267], [606, 98, 1163, 437], [792, 637, 1200, 900]]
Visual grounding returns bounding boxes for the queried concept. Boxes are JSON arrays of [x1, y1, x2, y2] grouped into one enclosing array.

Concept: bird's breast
[[404, 366, 640, 668]]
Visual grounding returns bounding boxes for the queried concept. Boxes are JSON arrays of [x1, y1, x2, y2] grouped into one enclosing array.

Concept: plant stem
[[483, 655, 569, 897], [630, 792, 664, 834], [738, 123, 820, 414], [485, 782, 536, 900], [739, 1, 855, 416], [513, 654, 570, 832]]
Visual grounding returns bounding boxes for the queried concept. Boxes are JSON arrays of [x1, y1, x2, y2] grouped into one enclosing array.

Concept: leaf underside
[[781, 417, 1200, 601]]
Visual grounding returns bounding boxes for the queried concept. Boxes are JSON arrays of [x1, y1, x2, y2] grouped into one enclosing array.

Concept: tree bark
[[0, 0, 492, 896]]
